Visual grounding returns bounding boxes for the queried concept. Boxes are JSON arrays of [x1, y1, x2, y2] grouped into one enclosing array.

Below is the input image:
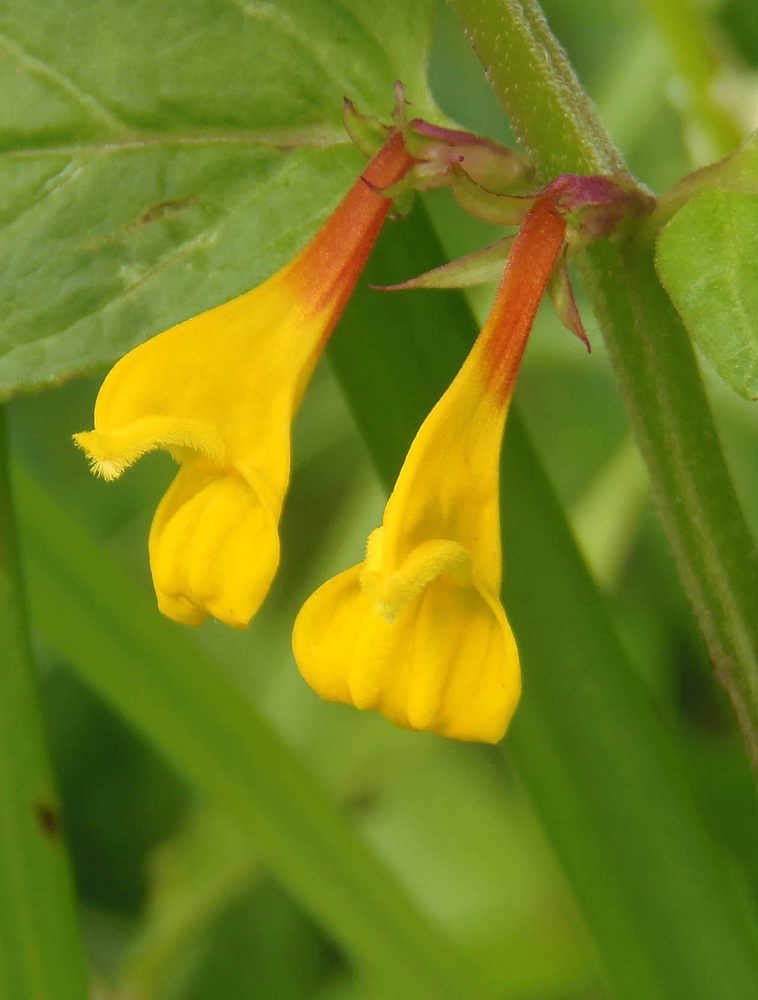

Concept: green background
[[3, 1, 758, 998]]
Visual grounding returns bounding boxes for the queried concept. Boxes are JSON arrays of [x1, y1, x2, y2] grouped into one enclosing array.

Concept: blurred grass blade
[[14, 463, 497, 1000], [0, 410, 89, 1000], [330, 205, 758, 1000], [119, 809, 260, 998], [570, 435, 649, 589], [639, 0, 744, 161], [503, 413, 758, 1000]]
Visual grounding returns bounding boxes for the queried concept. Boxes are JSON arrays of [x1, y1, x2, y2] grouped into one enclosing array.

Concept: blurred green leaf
[[178, 878, 338, 1000], [637, 0, 744, 163], [656, 189, 758, 399], [42, 657, 190, 914], [0, 0, 438, 399], [570, 434, 649, 589], [330, 203, 758, 1000], [118, 808, 259, 998], [16, 463, 498, 1000], [0, 412, 89, 1000]]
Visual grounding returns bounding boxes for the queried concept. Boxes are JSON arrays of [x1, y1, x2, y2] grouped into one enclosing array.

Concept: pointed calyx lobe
[[354, 105, 653, 350]]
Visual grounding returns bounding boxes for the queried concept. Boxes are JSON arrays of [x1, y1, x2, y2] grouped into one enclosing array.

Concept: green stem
[[448, 0, 758, 773], [583, 236, 758, 763], [448, 0, 624, 177], [0, 410, 89, 1000]]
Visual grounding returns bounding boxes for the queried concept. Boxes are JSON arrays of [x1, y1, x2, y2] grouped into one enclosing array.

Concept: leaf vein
[[232, 0, 358, 97], [0, 29, 130, 133], [1, 158, 85, 230], [0, 124, 349, 160]]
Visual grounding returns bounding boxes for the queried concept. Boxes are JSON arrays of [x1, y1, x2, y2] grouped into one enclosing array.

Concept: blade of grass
[[329, 205, 758, 1000], [448, 0, 758, 774], [503, 412, 758, 1000], [14, 463, 498, 1000], [0, 409, 89, 1000], [569, 435, 649, 589]]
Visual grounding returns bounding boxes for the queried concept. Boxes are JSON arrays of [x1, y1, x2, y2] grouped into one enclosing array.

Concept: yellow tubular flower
[[293, 197, 568, 741], [75, 133, 414, 628]]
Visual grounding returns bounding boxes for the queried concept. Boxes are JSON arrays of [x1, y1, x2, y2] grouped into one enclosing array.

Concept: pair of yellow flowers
[[75, 128, 570, 744]]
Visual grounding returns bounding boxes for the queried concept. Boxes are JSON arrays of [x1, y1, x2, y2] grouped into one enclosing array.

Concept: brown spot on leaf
[[34, 799, 62, 840], [133, 197, 196, 228]]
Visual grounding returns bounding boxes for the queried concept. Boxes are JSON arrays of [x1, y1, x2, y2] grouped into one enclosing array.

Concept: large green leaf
[[0, 0, 438, 399]]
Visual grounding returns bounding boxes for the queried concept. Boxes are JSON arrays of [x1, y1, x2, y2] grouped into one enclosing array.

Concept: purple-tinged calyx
[[343, 83, 532, 200], [450, 166, 653, 246], [544, 174, 654, 247]]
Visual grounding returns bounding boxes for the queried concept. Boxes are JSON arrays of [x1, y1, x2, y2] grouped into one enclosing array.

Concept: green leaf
[[656, 129, 758, 222], [656, 189, 758, 399], [0, 0, 438, 399]]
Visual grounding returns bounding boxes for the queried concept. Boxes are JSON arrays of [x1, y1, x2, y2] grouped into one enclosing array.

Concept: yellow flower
[[75, 133, 413, 628], [293, 197, 567, 741]]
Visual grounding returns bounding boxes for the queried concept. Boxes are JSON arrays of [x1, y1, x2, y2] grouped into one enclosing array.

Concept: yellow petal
[[293, 564, 520, 743], [80, 131, 416, 485], [73, 417, 224, 481], [85, 281, 305, 481], [149, 465, 280, 628], [380, 382, 506, 592]]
